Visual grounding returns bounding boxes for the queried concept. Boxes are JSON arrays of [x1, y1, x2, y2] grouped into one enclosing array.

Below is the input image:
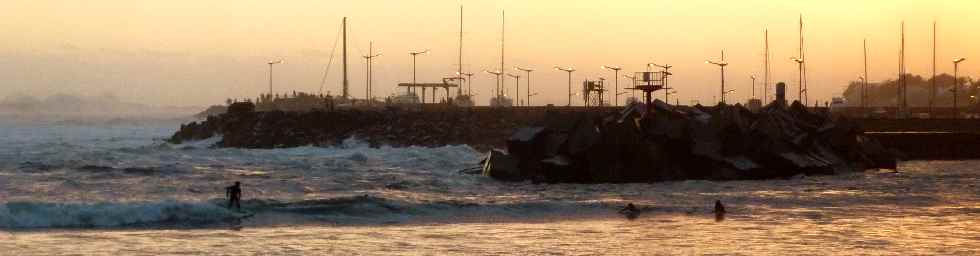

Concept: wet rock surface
[[486, 100, 898, 183]]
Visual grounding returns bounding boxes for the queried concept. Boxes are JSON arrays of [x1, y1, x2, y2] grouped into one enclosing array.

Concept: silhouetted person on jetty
[[226, 181, 242, 211], [714, 200, 726, 221]]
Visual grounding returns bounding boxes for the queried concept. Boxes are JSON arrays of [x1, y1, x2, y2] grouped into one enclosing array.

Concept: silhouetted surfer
[[226, 181, 242, 211], [714, 200, 726, 221], [619, 203, 640, 219]]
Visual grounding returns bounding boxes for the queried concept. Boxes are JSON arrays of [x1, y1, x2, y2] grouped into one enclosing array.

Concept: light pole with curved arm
[[601, 65, 622, 106], [705, 52, 729, 104], [555, 66, 575, 106], [515, 66, 534, 106]]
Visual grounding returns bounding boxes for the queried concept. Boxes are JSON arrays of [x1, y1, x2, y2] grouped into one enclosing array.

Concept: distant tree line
[[842, 73, 979, 107]]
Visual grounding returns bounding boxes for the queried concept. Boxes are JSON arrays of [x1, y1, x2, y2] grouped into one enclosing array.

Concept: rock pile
[[170, 102, 532, 149], [483, 100, 897, 183]]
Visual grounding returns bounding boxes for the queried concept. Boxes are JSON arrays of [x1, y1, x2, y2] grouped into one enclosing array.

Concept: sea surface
[[0, 118, 978, 255]]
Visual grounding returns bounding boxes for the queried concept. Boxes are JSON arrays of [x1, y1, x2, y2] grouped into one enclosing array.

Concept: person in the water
[[619, 203, 640, 219], [226, 181, 242, 210], [714, 200, 726, 221]]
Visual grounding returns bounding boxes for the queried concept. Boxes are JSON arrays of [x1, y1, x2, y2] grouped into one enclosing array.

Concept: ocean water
[[1, 118, 978, 255]]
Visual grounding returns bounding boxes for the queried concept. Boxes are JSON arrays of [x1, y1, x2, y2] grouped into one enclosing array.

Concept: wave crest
[[0, 201, 239, 228]]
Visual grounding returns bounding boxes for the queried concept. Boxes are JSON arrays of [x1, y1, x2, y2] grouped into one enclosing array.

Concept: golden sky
[[1, 0, 978, 106]]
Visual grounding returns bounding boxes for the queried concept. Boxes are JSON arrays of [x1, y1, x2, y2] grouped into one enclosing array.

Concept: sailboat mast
[[342, 17, 349, 99], [458, 5, 463, 96], [500, 10, 505, 99], [764, 29, 769, 104]]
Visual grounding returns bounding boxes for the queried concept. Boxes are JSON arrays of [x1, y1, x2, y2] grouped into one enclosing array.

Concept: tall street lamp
[[555, 66, 575, 106], [485, 70, 503, 104], [954, 57, 967, 118], [362, 42, 382, 101], [623, 74, 636, 100], [409, 49, 430, 96], [705, 52, 729, 104], [456, 72, 474, 97], [267, 60, 284, 96], [507, 73, 521, 106], [649, 63, 672, 104], [791, 57, 805, 103], [601, 65, 622, 106], [750, 75, 757, 99], [515, 66, 534, 106], [858, 75, 866, 114]]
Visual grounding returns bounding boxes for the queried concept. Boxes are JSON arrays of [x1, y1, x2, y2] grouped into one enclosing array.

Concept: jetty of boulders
[[171, 100, 898, 182], [483, 100, 897, 183]]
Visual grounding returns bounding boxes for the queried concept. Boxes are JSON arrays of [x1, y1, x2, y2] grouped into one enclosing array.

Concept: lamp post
[[485, 70, 503, 105], [555, 66, 575, 106], [791, 57, 805, 103], [362, 42, 382, 101], [507, 73, 521, 106], [750, 75, 757, 99], [623, 74, 636, 101], [267, 60, 283, 96], [954, 57, 967, 118], [858, 75, 866, 114], [601, 65, 622, 106], [409, 49, 430, 97], [705, 51, 728, 104], [723, 89, 736, 104], [456, 72, 475, 97], [649, 63, 672, 104], [515, 66, 534, 106]]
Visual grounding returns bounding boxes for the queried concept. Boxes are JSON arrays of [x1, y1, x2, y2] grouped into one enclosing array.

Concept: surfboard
[[225, 210, 255, 220]]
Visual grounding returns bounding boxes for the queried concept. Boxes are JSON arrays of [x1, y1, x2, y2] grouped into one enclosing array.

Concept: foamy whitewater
[[1, 118, 978, 255]]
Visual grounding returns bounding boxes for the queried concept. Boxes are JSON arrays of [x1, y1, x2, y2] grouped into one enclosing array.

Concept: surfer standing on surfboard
[[226, 181, 242, 211]]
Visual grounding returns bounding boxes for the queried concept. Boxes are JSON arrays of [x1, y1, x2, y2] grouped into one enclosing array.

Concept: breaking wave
[[0, 196, 626, 229], [0, 201, 239, 229]]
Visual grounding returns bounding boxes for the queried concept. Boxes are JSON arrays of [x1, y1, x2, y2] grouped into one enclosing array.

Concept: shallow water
[[1, 118, 978, 255]]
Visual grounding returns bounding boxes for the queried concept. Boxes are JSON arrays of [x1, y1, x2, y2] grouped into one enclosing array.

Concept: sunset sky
[[2, 0, 978, 107]]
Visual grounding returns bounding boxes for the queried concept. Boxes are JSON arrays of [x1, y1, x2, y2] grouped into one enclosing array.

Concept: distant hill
[[0, 93, 201, 120], [842, 73, 979, 107]]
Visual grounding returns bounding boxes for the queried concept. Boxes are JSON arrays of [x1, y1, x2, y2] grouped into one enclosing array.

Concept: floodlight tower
[[601, 65, 622, 106], [750, 75, 757, 98], [953, 57, 967, 118], [555, 66, 575, 106], [267, 59, 284, 96], [515, 66, 534, 106], [705, 50, 729, 104]]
